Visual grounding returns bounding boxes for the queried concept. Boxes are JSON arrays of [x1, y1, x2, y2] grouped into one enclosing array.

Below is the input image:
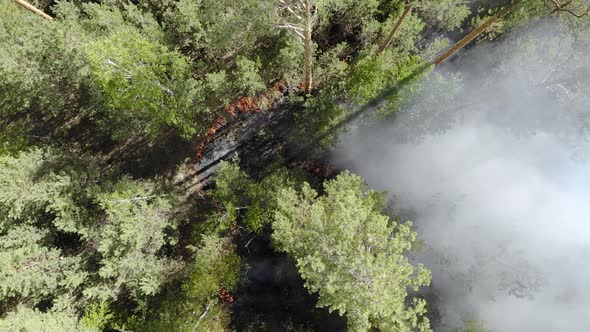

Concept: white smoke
[[332, 20, 590, 331]]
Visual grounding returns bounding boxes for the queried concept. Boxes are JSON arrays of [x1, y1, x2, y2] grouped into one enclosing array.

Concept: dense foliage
[[0, 148, 180, 307], [1, 0, 587, 330], [273, 172, 431, 331]]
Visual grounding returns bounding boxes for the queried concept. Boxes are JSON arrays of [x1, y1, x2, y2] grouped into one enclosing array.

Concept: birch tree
[[277, 0, 325, 94]]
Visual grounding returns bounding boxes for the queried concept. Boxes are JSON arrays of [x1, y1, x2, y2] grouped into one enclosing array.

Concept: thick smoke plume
[[332, 21, 590, 331]]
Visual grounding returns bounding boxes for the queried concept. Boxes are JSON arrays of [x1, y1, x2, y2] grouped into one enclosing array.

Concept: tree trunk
[[303, 0, 313, 94], [434, 0, 518, 65], [377, 4, 412, 55], [14, 0, 52, 20]]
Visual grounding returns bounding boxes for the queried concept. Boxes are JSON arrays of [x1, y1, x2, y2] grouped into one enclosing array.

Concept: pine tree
[[273, 172, 431, 331]]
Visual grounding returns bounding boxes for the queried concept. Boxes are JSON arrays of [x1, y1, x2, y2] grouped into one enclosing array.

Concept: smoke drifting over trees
[[333, 21, 590, 331]]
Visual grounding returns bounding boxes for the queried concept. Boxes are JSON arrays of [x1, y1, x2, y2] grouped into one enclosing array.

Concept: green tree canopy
[[0, 225, 85, 303], [0, 149, 182, 317], [272, 172, 432, 331], [0, 305, 93, 332], [86, 29, 203, 139], [416, 0, 471, 31]]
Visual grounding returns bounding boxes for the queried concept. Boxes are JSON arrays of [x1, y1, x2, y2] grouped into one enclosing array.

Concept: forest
[[1, 0, 590, 331]]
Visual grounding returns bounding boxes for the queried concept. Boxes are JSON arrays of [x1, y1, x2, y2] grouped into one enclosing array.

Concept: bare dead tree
[[377, 2, 413, 55], [434, 0, 590, 66], [277, 0, 316, 94], [545, 0, 590, 18], [434, 0, 519, 65], [14, 0, 52, 20]]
